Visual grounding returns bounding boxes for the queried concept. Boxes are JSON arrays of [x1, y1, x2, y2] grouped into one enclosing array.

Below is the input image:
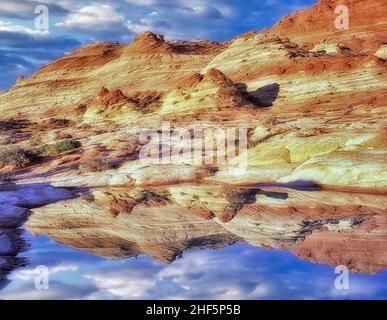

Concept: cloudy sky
[[0, 0, 316, 90]]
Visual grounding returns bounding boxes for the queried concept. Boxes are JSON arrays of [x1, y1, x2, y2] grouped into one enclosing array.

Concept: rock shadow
[[235, 82, 280, 107], [248, 83, 280, 107], [250, 180, 322, 192]]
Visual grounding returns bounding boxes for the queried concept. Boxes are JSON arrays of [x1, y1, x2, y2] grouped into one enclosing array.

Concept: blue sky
[[0, 0, 316, 90]]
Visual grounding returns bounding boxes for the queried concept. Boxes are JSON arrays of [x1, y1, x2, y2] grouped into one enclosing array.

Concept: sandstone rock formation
[[0, 0, 386, 277], [269, 0, 387, 54]]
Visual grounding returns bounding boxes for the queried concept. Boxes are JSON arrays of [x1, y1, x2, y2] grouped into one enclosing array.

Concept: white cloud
[[0, 0, 68, 18], [0, 20, 48, 36], [126, 20, 150, 34], [0, 1, 32, 15], [0, 19, 80, 51], [126, 0, 166, 5], [56, 4, 130, 35], [249, 282, 272, 298]]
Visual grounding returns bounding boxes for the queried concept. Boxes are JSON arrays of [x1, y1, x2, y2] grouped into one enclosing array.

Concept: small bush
[[48, 118, 71, 127], [79, 159, 114, 173], [42, 118, 72, 129], [42, 140, 81, 155], [0, 146, 41, 168]]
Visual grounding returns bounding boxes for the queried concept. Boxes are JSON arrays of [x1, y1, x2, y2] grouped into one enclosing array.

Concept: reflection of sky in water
[[1, 232, 387, 300]]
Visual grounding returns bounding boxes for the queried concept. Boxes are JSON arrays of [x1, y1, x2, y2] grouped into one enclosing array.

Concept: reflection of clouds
[[78, 250, 269, 300], [1, 241, 387, 300], [0, 281, 97, 300], [12, 263, 78, 281], [84, 261, 162, 299], [82, 246, 387, 300], [155, 250, 265, 299], [0, 227, 29, 292], [323, 277, 382, 299]]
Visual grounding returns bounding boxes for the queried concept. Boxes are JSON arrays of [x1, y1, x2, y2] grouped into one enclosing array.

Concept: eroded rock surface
[[0, 0, 386, 280]]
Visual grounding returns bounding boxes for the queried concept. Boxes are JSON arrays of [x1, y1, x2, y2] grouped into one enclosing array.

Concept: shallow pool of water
[[1, 231, 386, 300]]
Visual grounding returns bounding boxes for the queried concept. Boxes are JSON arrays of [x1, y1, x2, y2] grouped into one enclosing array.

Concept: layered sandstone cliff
[[0, 0, 386, 279]]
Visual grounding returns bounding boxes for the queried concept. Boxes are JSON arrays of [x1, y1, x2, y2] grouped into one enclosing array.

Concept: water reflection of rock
[[0, 183, 75, 290], [0, 213, 29, 291], [25, 184, 387, 274], [28, 202, 241, 263]]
